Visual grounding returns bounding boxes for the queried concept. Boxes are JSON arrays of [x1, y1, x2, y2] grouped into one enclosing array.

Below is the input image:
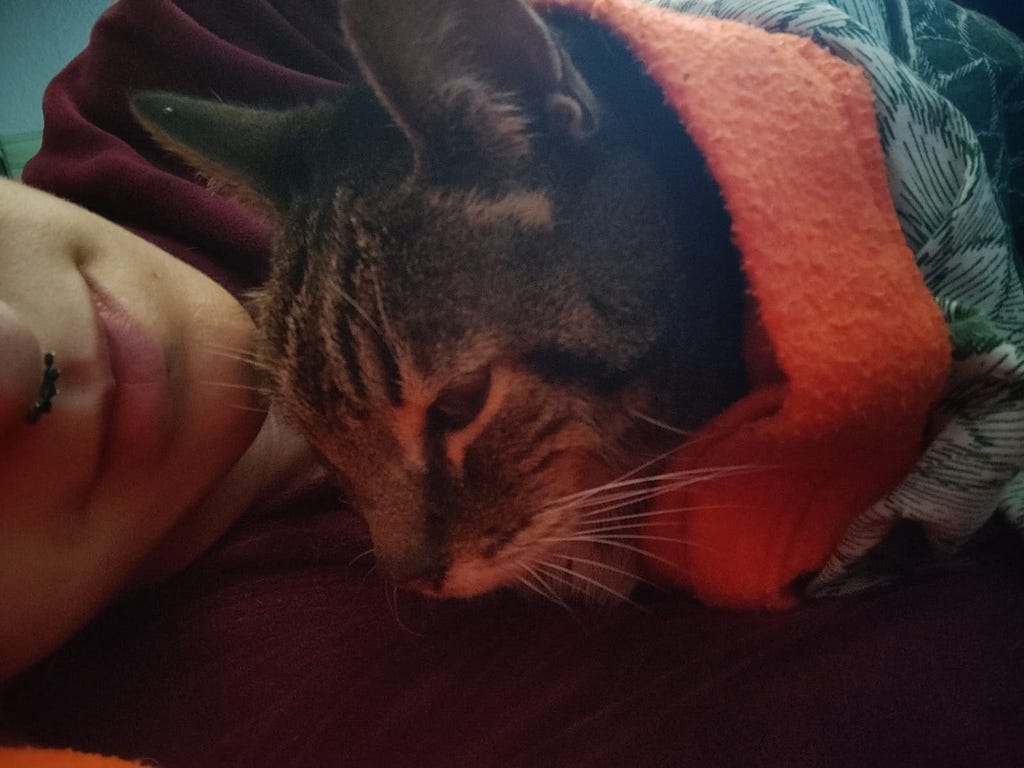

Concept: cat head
[[133, 0, 744, 601]]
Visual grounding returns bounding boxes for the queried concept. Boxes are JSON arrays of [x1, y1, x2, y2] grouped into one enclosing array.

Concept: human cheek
[[78, 245, 266, 535], [0, 272, 109, 528], [0, 300, 43, 436]]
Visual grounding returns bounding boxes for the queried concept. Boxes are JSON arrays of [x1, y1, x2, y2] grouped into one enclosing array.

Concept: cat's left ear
[[131, 89, 394, 216]]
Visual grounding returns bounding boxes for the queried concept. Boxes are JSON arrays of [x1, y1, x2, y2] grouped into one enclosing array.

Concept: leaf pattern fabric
[[648, 0, 1024, 593]]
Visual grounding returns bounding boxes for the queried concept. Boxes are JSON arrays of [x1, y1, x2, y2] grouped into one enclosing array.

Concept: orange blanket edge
[[534, 0, 951, 608], [0, 747, 147, 768]]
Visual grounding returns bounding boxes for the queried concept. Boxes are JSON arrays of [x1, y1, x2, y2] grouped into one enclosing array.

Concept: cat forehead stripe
[[461, 190, 554, 230]]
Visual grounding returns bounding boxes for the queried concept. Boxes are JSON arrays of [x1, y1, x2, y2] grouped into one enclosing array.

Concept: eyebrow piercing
[[26, 352, 60, 424]]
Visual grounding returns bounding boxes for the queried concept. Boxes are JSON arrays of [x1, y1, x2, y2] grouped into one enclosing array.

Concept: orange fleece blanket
[[0, 748, 143, 767], [538, 0, 950, 609]]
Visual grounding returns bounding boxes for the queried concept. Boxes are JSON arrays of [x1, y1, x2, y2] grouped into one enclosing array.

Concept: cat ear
[[339, 0, 599, 184], [131, 89, 396, 214]]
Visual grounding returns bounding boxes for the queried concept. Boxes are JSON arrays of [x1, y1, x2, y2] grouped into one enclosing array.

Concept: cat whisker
[[544, 478, 658, 511], [548, 490, 670, 524], [565, 532, 713, 548], [357, 558, 379, 589], [518, 561, 568, 607], [547, 462, 748, 508], [540, 533, 708, 571], [536, 560, 640, 607], [202, 342, 268, 368], [339, 288, 384, 337], [222, 402, 272, 414], [574, 477, 760, 521], [515, 567, 572, 613], [588, 464, 766, 506], [560, 474, 720, 516], [515, 574, 556, 603], [350, 548, 382, 589], [552, 469, 712, 504], [202, 339, 254, 354], [383, 581, 424, 637], [545, 484, 664, 515], [626, 406, 694, 437], [576, 520, 689, 536], [576, 503, 752, 527], [609, 441, 685, 483], [557, 551, 656, 589], [548, 466, 762, 520], [370, 267, 402, 360], [543, 443, 686, 511], [347, 547, 376, 571], [202, 343, 260, 360], [532, 560, 584, 593], [199, 379, 272, 394], [199, 380, 272, 413]]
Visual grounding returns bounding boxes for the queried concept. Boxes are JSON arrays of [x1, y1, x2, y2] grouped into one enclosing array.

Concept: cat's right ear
[[338, 0, 599, 185], [131, 90, 395, 216]]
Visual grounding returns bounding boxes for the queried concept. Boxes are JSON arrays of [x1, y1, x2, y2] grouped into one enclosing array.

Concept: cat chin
[[430, 557, 526, 599], [413, 543, 640, 605], [406, 540, 641, 605]]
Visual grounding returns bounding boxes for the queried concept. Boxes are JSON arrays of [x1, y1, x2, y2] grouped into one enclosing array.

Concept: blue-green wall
[[0, 0, 112, 136]]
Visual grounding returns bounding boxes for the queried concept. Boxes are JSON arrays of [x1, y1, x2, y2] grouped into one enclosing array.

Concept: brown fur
[[132, 0, 747, 602]]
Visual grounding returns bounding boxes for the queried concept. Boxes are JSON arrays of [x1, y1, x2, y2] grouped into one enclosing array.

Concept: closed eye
[[428, 365, 491, 432]]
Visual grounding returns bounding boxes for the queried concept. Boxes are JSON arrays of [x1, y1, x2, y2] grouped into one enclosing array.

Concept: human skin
[[0, 179, 316, 680]]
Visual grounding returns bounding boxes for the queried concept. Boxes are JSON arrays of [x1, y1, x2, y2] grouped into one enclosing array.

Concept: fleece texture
[[540, 0, 951, 608]]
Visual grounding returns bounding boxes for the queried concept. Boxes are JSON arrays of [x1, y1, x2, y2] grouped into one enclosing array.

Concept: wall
[[0, 0, 113, 136]]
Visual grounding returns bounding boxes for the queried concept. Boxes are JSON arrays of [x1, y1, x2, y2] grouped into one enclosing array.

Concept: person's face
[[0, 179, 265, 672]]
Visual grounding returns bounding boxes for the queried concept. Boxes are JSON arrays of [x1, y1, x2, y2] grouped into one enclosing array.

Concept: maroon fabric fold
[[24, 0, 355, 293], [2, 497, 1023, 768]]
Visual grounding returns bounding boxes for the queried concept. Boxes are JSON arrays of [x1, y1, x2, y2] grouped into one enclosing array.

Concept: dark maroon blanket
[[4, 1, 1024, 766]]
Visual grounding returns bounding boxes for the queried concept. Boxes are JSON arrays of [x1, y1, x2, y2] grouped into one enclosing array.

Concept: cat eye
[[428, 366, 492, 432]]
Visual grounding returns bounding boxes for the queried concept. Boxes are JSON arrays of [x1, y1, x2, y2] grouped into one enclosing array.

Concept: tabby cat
[[133, 0, 747, 602]]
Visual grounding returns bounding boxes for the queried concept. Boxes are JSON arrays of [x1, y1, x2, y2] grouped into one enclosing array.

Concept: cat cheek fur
[[281, 359, 669, 602]]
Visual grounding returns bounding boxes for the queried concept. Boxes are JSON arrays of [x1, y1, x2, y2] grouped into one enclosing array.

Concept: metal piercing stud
[[26, 352, 60, 424]]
